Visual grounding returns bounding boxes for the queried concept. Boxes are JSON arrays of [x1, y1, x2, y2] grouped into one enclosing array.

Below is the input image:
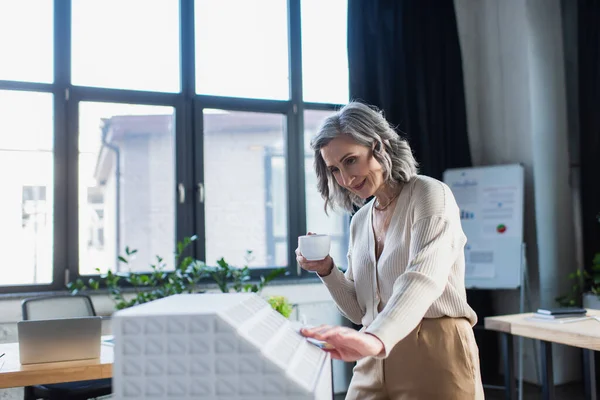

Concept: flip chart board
[[443, 164, 525, 289]]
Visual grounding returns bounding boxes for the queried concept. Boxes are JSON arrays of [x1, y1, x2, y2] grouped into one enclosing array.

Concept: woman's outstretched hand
[[300, 325, 384, 362], [295, 232, 334, 276]]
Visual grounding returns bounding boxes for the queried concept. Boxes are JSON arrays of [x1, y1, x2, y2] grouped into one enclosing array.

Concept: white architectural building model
[[112, 293, 332, 399]]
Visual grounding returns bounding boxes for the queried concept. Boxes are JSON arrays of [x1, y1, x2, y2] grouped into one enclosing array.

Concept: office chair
[[21, 294, 112, 400]]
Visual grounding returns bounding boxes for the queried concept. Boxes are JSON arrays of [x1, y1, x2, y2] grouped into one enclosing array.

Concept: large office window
[[0, 0, 348, 293], [78, 103, 176, 275], [203, 110, 287, 268], [194, 0, 289, 99], [0, 1, 53, 83], [301, 0, 349, 104], [0, 91, 54, 286], [71, 0, 180, 92]]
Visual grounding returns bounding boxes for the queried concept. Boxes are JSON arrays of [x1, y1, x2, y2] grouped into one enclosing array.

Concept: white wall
[[455, 0, 579, 385]]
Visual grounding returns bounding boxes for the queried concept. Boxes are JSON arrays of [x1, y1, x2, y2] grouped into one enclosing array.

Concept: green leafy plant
[[68, 236, 289, 313], [556, 269, 591, 307], [556, 213, 600, 306], [267, 295, 294, 319], [68, 236, 205, 310], [204, 250, 287, 294]]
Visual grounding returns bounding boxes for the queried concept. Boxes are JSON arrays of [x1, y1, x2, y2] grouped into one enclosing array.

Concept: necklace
[[372, 184, 404, 248], [373, 209, 394, 245], [374, 189, 402, 211]]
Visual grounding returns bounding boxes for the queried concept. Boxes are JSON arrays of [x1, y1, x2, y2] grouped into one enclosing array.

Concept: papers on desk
[[527, 315, 593, 324], [528, 306, 591, 323], [536, 307, 587, 316]]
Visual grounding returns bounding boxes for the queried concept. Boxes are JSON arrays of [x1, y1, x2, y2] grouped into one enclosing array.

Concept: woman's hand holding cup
[[296, 232, 334, 277]]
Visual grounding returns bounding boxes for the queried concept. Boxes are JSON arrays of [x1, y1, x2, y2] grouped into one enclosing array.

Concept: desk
[[485, 309, 600, 400], [0, 338, 113, 389]]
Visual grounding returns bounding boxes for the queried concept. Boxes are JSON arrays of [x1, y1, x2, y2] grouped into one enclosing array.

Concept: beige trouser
[[346, 317, 484, 400]]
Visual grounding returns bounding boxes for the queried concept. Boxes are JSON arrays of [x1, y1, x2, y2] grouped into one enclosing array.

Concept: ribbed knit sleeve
[[365, 214, 460, 357], [319, 255, 364, 325]]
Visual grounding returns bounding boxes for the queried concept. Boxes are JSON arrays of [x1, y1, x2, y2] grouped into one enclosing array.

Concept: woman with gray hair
[[296, 102, 483, 399]]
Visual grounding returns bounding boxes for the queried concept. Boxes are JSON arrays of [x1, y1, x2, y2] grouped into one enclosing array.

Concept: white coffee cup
[[298, 234, 331, 261]]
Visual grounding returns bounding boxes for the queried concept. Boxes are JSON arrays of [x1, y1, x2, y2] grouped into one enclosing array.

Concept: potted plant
[[68, 236, 205, 310], [582, 252, 600, 309], [68, 236, 292, 316], [267, 295, 295, 319], [555, 263, 600, 309], [556, 213, 600, 309]]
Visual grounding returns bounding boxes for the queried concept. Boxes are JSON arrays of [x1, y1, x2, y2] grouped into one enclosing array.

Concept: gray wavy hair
[[310, 102, 419, 213]]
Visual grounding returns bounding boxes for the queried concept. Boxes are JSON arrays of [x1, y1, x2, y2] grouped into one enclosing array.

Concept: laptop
[[17, 316, 102, 365]]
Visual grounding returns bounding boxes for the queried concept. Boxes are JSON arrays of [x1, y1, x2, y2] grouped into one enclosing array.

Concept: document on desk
[[526, 316, 592, 324]]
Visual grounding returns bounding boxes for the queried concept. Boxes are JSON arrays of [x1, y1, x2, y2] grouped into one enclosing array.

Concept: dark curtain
[[347, 0, 471, 180], [578, 0, 600, 280], [577, 0, 600, 382], [347, 0, 498, 383]]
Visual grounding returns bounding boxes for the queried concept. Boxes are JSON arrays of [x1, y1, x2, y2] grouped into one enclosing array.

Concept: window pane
[[0, 91, 53, 285], [305, 110, 349, 268], [203, 110, 288, 268], [72, 1, 180, 92], [195, 0, 289, 100], [301, 0, 349, 104], [0, 1, 53, 83], [79, 102, 176, 275]]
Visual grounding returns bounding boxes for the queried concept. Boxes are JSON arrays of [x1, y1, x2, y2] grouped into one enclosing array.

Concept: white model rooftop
[[112, 293, 332, 400]]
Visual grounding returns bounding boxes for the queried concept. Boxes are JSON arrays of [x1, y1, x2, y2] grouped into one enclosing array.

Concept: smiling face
[[320, 136, 385, 199]]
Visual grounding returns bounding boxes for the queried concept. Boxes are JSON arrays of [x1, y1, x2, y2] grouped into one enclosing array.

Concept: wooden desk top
[[485, 309, 600, 351], [0, 337, 113, 389]]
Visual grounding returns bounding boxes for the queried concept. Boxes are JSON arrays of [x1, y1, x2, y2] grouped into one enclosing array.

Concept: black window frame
[[0, 0, 346, 294]]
